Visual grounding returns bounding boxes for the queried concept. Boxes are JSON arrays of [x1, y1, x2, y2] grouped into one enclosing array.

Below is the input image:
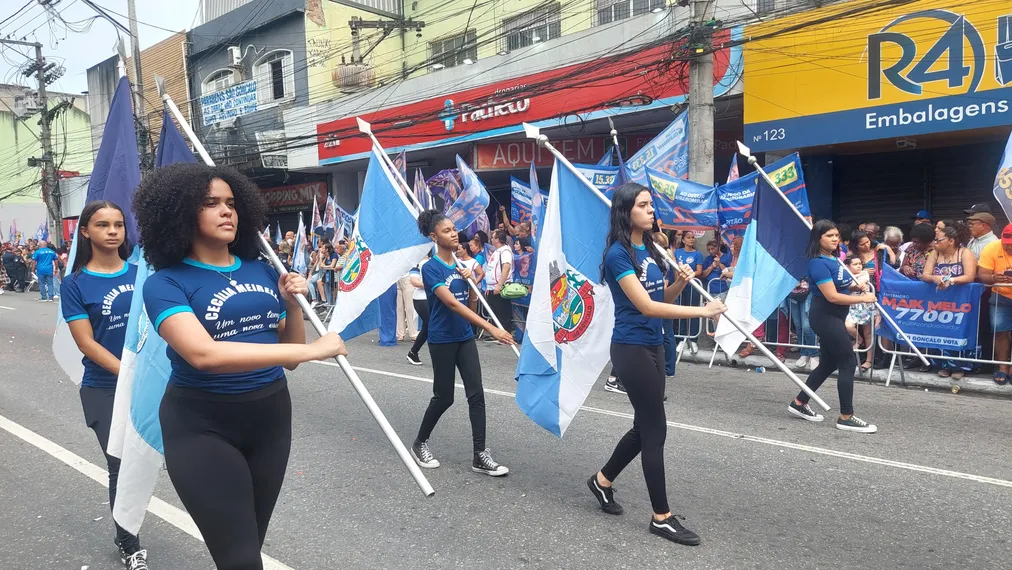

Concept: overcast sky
[[0, 0, 201, 95]]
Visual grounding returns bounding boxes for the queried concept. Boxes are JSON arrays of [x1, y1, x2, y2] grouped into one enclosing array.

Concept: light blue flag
[[530, 162, 546, 247], [446, 155, 490, 232], [714, 175, 810, 355], [106, 107, 197, 535], [515, 159, 615, 436], [327, 148, 431, 339], [993, 131, 1012, 222], [292, 212, 308, 274], [625, 111, 689, 184], [596, 146, 614, 166], [275, 222, 283, 246]]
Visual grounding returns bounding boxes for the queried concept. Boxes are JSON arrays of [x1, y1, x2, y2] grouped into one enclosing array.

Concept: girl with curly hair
[[60, 200, 147, 569], [410, 209, 515, 477], [133, 163, 347, 570]]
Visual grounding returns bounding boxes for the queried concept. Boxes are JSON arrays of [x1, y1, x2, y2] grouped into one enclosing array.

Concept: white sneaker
[[808, 357, 820, 371], [795, 355, 810, 369], [689, 341, 699, 354], [310, 300, 319, 309], [676, 341, 686, 354]]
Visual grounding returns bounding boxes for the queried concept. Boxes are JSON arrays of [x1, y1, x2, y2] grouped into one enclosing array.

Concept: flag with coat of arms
[[515, 158, 615, 436]]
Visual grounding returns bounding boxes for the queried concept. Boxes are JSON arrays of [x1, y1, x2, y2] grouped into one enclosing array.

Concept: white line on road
[[0, 413, 296, 570], [313, 361, 1012, 490], [0, 305, 15, 310]]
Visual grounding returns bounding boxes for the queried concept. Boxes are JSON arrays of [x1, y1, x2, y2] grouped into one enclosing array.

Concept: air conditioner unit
[[228, 46, 242, 66]]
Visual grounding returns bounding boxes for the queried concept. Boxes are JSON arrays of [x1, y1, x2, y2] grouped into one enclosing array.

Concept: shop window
[[201, 69, 235, 95], [430, 30, 477, 68], [503, 3, 562, 52], [596, 0, 664, 25], [253, 50, 295, 105]]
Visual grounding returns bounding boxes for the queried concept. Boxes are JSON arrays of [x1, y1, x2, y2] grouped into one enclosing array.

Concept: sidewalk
[[679, 345, 1012, 398]]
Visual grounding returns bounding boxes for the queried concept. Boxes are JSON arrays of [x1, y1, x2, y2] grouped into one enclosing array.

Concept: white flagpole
[[357, 118, 520, 358], [525, 123, 830, 411], [155, 76, 435, 498], [735, 141, 931, 368]]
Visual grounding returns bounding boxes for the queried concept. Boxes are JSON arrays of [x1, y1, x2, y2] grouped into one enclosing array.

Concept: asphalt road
[[1, 290, 1010, 569]]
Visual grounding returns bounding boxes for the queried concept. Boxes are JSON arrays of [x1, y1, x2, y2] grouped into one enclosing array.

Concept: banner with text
[[511, 177, 533, 224], [199, 80, 258, 127], [717, 152, 811, 231], [646, 167, 718, 230], [876, 265, 984, 351], [625, 111, 689, 184]]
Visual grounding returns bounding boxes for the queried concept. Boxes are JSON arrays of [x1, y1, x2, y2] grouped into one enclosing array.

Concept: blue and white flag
[[511, 177, 533, 224], [323, 195, 338, 243], [446, 155, 490, 232], [105, 108, 196, 535], [993, 130, 1012, 222], [530, 162, 545, 246], [625, 111, 688, 184], [596, 146, 615, 166], [310, 194, 323, 249], [714, 175, 809, 356], [515, 159, 615, 437], [54, 76, 140, 384], [275, 222, 283, 246], [292, 212, 309, 274], [646, 167, 718, 231], [327, 149, 431, 339], [414, 168, 431, 210]]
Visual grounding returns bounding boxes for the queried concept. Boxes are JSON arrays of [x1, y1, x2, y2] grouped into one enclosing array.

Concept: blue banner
[[625, 111, 688, 184], [572, 163, 619, 193], [875, 265, 985, 351], [993, 130, 1012, 222], [446, 155, 490, 232], [717, 152, 811, 231], [645, 167, 718, 230], [511, 177, 533, 224]]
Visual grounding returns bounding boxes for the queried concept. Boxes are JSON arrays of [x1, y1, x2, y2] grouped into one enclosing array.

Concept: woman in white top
[[485, 229, 514, 337], [406, 254, 432, 365], [457, 231, 485, 315]]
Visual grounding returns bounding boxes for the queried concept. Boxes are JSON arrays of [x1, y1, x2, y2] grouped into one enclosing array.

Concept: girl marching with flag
[[410, 209, 515, 476], [587, 183, 725, 546], [60, 200, 146, 569], [133, 163, 348, 569]]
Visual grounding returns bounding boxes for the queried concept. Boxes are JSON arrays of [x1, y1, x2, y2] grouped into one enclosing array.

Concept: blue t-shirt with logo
[[809, 255, 852, 297], [702, 252, 733, 293], [32, 247, 58, 275], [674, 248, 704, 271], [143, 257, 287, 394], [604, 242, 665, 346], [421, 255, 473, 344], [61, 263, 138, 388]]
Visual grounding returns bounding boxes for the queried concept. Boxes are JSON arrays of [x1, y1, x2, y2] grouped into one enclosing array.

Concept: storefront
[[260, 180, 329, 235], [742, 0, 1012, 229]]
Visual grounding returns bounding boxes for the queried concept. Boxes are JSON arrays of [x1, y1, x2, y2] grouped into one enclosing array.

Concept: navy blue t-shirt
[[604, 242, 665, 346], [421, 255, 473, 344], [61, 263, 138, 388], [809, 255, 852, 298], [702, 252, 733, 293], [674, 248, 704, 271], [144, 257, 287, 394]]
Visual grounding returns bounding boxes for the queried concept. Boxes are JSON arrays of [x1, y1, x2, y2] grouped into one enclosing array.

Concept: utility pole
[[126, 0, 149, 171], [687, 0, 715, 186], [0, 38, 62, 247]]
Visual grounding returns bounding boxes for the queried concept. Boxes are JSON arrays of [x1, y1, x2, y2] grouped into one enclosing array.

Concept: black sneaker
[[788, 400, 824, 422], [472, 449, 509, 476], [411, 440, 440, 468], [649, 514, 701, 546], [406, 352, 422, 366], [586, 475, 623, 515], [120, 547, 148, 570], [604, 377, 627, 394], [836, 415, 877, 434]]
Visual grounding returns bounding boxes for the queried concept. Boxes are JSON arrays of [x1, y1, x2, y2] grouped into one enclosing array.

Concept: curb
[[679, 348, 1012, 398]]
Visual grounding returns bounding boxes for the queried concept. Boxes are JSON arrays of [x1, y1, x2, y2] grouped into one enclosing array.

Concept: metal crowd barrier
[[672, 278, 705, 363]]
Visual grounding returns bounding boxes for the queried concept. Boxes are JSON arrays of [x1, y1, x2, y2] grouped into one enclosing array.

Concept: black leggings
[[416, 339, 486, 452], [410, 299, 429, 355], [796, 296, 856, 416], [79, 386, 140, 551], [486, 292, 514, 334], [601, 343, 669, 515], [160, 380, 292, 570]]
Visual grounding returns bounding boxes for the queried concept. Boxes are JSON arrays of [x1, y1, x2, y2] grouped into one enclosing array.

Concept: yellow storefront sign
[[743, 0, 1012, 151]]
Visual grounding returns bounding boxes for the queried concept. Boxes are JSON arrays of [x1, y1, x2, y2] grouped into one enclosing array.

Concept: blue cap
[[914, 209, 931, 219]]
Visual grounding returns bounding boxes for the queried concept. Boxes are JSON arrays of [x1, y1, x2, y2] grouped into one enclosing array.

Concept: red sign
[[473, 135, 658, 171], [62, 218, 78, 243], [260, 181, 328, 211], [316, 30, 734, 162]]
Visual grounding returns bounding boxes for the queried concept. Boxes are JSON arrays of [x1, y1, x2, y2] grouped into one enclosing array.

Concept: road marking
[[313, 361, 1012, 490], [0, 305, 15, 310], [0, 413, 296, 570]]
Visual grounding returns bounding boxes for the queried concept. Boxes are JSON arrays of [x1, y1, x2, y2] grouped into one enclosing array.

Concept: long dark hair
[[937, 221, 971, 248], [72, 200, 131, 273], [806, 219, 839, 259], [849, 230, 872, 257], [601, 183, 666, 280]]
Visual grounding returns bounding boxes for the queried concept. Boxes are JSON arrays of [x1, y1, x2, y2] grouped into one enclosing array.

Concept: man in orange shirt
[[977, 223, 1012, 385]]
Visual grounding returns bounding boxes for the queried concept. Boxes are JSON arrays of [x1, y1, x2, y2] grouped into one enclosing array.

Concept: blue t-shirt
[[61, 263, 138, 388], [32, 247, 57, 275], [809, 255, 852, 298], [421, 255, 473, 344], [702, 252, 733, 293], [674, 248, 704, 272], [143, 257, 287, 394], [604, 242, 666, 346]]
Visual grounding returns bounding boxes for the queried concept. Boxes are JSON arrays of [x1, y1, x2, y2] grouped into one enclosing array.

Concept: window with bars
[[253, 50, 295, 104], [502, 3, 562, 52], [430, 30, 477, 68], [756, 0, 776, 15], [596, 0, 665, 25], [201, 69, 235, 95]]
